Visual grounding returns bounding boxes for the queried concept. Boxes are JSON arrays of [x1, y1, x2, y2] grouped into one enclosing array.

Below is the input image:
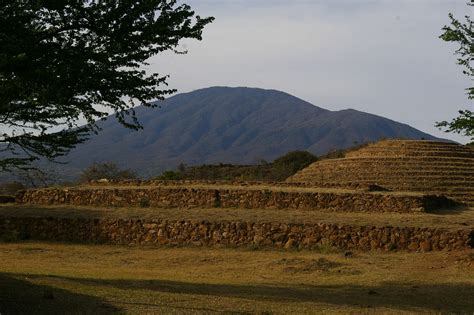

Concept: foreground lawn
[[0, 242, 473, 314]]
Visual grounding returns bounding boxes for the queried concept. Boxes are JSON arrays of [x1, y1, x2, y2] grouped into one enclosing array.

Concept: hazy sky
[[150, 0, 473, 143]]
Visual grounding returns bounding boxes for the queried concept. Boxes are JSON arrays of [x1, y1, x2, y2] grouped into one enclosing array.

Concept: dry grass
[[0, 242, 473, 314], [62, 183, 427, 197], [1, 204, 473, 230]]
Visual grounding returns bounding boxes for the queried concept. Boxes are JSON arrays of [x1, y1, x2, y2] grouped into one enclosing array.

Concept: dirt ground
[[0, 242, 473, 314]]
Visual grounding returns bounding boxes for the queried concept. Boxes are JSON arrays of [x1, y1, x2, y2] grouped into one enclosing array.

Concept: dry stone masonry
[[0, 216, 472, 252], [287, 140, 474, 206], [17, 186, 456, 213], [5, 139, 473, 254]]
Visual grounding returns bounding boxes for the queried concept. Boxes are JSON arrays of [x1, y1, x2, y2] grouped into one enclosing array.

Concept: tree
[[436, 3, 473, 140], [79, 162, 136, 182], [0, 1, 214, 170], [272, 150, 317, 180]]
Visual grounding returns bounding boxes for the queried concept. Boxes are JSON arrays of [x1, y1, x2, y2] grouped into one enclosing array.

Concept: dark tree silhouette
[[436, 2, 473, 140], [0, 1, 214, 170]]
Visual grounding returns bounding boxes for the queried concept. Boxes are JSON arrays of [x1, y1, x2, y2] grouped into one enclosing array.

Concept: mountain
[[59, 86, 440, 178]]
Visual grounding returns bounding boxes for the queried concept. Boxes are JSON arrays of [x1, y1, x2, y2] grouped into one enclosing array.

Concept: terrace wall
[[17, 187, 456, 213], [1, 216, 472, 252]]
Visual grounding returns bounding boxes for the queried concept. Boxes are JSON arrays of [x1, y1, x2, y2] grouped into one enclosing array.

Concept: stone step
[[297, 170, 474, 177], [348, 144, 473, 151], [290, 179, 474, 188], [318, 157, 474, 165], [348, 150, 474, 159], [354, 140, 465, 149]]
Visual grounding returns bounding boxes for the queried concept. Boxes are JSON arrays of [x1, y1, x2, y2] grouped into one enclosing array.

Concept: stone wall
[[89, 179, 289, 187], [1, 216, 472, 252], [17, 186, 456, 213]]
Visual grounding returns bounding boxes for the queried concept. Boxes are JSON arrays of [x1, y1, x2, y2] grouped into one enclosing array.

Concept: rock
[[284, 239, 295, 249], [253, 235, 265, 245], [419, 240, 432, 252], [370, 240, 379, 250], [358, 237, 370, 248], [408, 242, 419, 251]]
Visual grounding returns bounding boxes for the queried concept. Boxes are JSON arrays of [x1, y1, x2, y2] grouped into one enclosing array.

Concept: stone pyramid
[[287, 140, 474, 206]]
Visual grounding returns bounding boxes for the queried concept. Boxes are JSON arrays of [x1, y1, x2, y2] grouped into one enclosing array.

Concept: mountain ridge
[[57, 86, 441, 177]]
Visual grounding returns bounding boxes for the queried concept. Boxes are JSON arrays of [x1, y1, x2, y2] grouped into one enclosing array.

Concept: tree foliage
[[79, 162, 136, 182], [436, 3, 473, 139], [156, 151, 318, 181], [272, 150, 318, 177], [0, 1, 214, 170]]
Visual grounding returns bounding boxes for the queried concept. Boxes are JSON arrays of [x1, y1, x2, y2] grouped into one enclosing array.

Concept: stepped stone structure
[[287, 140, 474, 206], [9, 139, 473, 252]]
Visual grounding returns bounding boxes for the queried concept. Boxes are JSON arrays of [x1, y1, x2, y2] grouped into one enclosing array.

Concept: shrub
[[271, 151, 317, 180], [139, 197, 150, 208], [79, 162, 137, 183], [0, 182, 25, 195], [157, 171, 183, 180]]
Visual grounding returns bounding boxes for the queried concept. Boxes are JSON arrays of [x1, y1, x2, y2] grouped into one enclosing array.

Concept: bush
[[154, 150, 317, 181], [79, 162, 137, 183], [271, 151, 318, 180], [139, 197, 150, 208], [0, 182, 25, 195], [157, 171, 183, 180]]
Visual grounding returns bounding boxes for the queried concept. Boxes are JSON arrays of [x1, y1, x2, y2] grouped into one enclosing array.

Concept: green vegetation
[[272, 150, 318, 178], [157, 163, 273, 181], [0, 1, 213, 170], [155, 145, 374, 182], [79, 162, 136, 183], [156, 150, 317, 181], [436, 2, 473, 140]]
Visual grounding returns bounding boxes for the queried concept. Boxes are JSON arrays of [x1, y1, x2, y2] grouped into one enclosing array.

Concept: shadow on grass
[[423, 194, 473, 214], [0, 273, 123, 315], [428, 203, 472, 215], [22, 274, 474, 313]]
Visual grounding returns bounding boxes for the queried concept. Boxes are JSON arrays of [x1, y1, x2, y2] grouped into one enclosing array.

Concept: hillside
[[57, 86, 440, 178]]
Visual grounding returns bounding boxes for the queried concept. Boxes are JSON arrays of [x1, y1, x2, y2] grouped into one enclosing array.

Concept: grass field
[[0, 242, 473, 314], [1, 202, 473, 313], [73, 183, 429, 197], [1, 204, 473, 230]]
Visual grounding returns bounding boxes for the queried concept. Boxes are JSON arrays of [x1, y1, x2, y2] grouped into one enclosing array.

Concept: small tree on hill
[[79, 162, 136, 183]]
